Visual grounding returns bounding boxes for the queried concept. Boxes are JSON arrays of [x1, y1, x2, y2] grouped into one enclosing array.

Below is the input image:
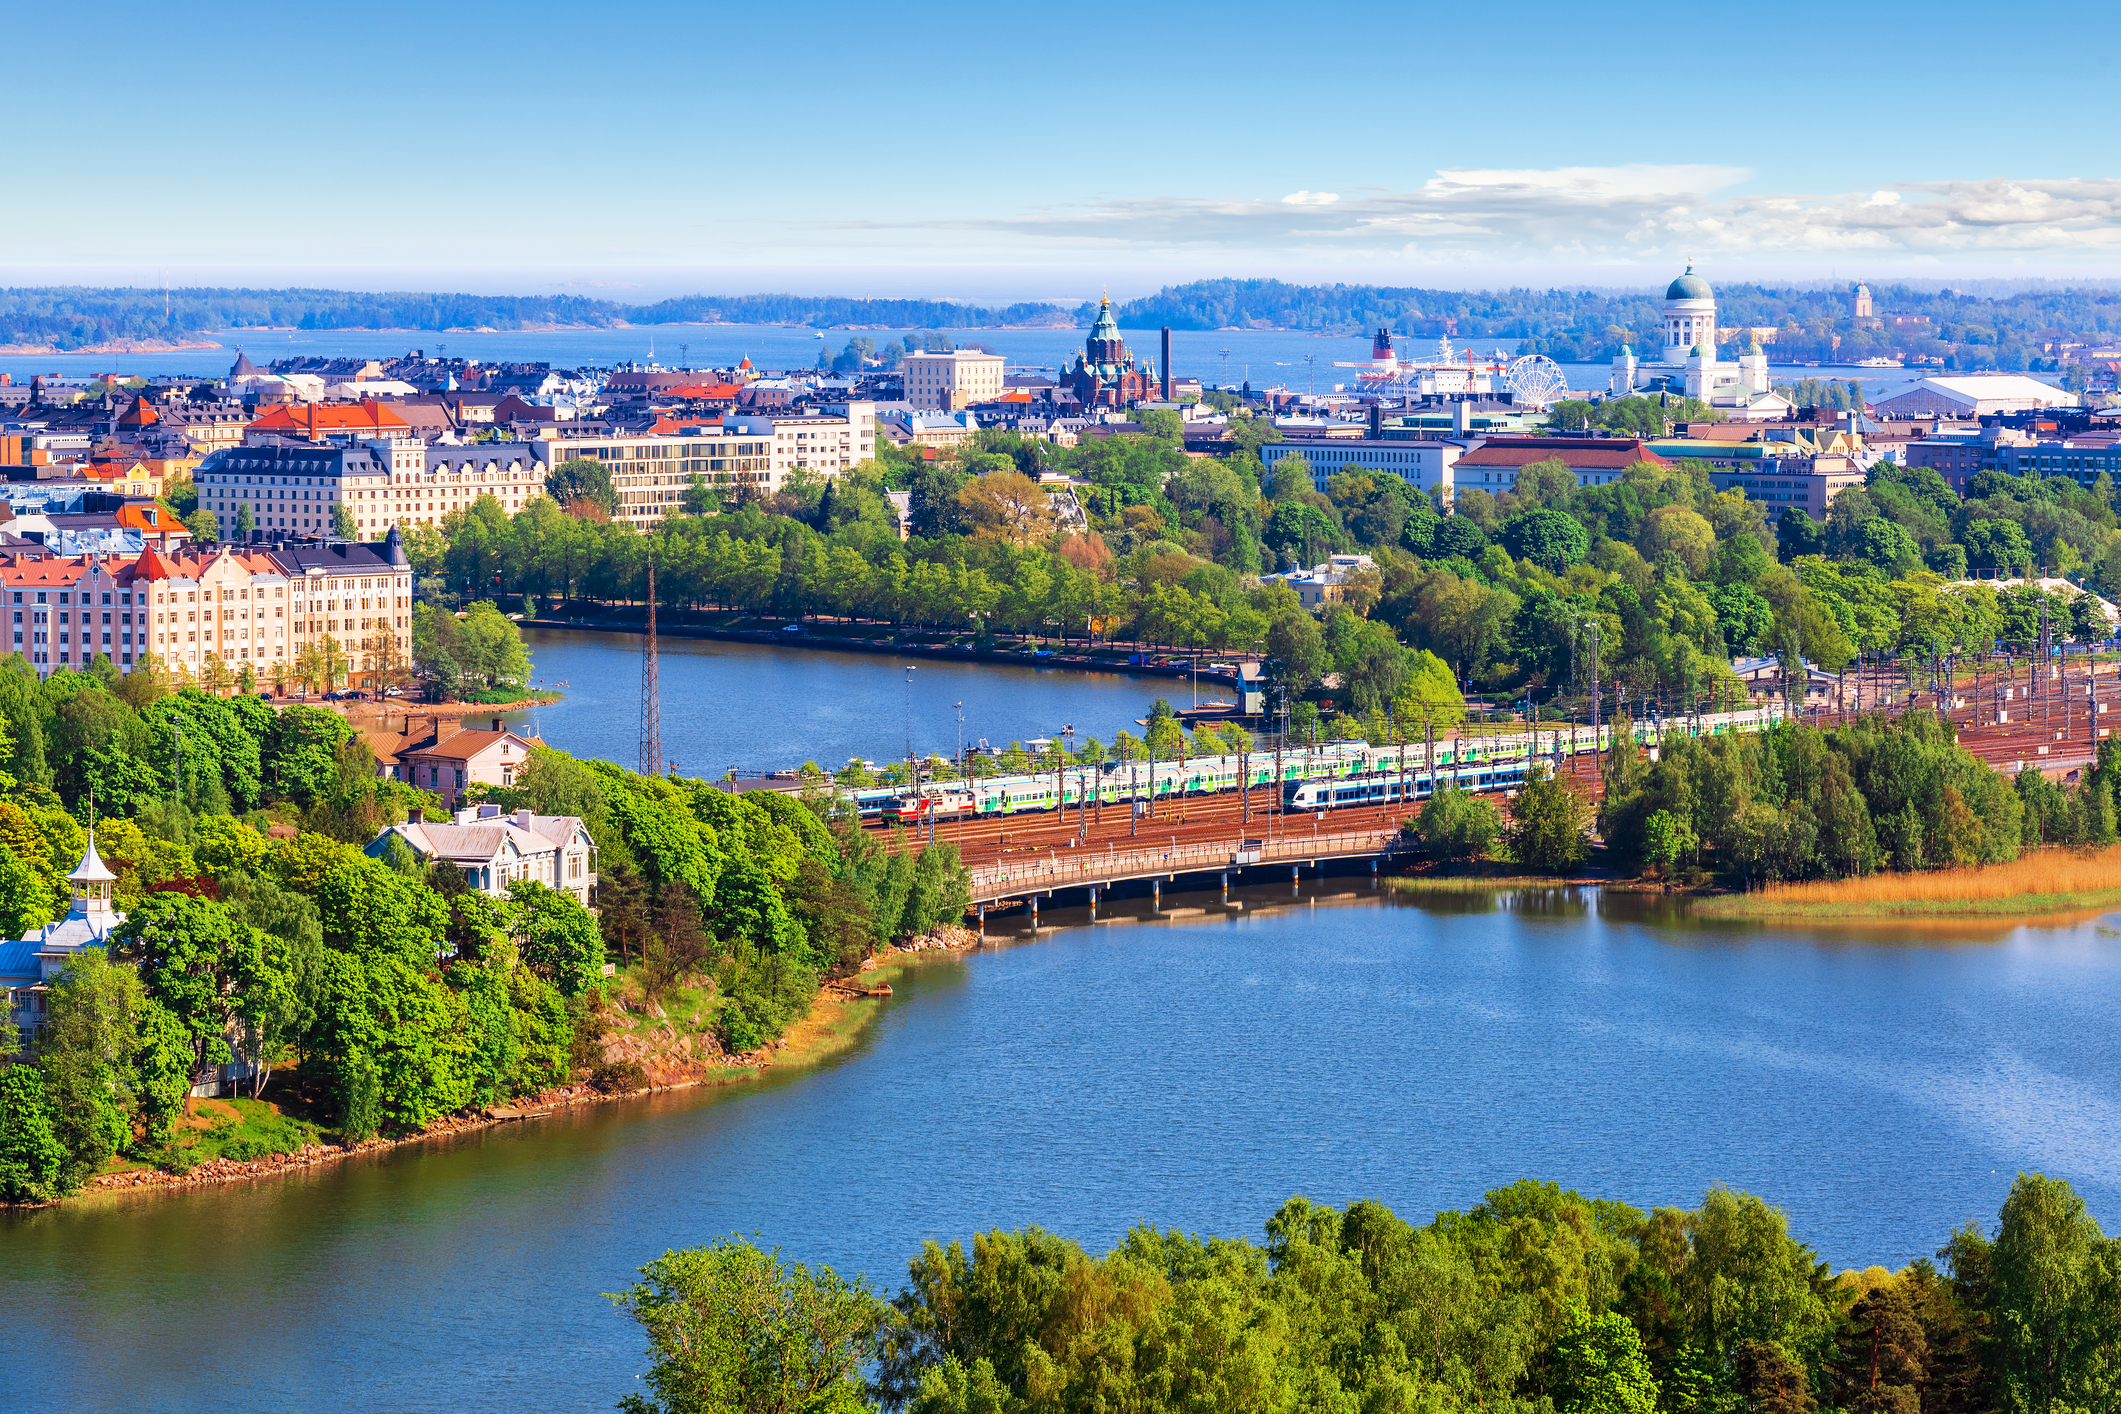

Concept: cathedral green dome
[[1666, 266, 1713, 301]]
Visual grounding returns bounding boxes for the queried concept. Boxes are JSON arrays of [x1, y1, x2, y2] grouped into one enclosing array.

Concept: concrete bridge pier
[[1291, 865, 1301, 895], [1370, 859, 1379, 890], [1089, 886, 1099, 921], [1029, 894, 1039, 930], [1151, 878, 1162, 913], [1220, 872, 1229, 903], [977, 904, 986, 937]]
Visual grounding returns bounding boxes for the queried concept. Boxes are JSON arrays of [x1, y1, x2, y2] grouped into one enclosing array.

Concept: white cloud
[[868, 168, 2121, 268]]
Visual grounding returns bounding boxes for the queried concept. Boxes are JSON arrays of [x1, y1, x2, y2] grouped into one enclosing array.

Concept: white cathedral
[[1610, 264, 1788, 418]]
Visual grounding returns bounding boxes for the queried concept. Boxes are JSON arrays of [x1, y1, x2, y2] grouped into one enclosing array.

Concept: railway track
[[873, 663, 2115, 865]]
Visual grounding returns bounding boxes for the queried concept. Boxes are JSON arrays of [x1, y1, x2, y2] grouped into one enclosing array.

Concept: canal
[[8, 887, 2120, 1412], [497, 625, 1210, 774]]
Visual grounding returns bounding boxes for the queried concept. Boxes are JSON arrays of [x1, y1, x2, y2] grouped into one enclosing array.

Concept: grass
[[1695, 846, 2121, 921], [171, 1097, 321, 1166], [1385, 874, 1588, 894]]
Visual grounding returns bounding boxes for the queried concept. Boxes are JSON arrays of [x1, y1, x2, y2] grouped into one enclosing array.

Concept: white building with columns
[[1611, 264, 1778, 412]]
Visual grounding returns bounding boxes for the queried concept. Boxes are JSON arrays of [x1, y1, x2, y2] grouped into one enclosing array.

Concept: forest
[[7, 278, 2118, 370], [610, 1174, 2120, 1414], [1106, 277, 2121, 370], [0, 656, 969, 1203], [0, 287, 1072, 350]]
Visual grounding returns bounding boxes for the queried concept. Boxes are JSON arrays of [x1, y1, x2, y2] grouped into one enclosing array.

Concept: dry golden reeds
[[1745, 845, 2121, 906]]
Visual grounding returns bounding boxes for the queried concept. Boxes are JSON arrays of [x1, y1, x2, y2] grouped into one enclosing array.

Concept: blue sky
[[12, 0, 2116, 300]]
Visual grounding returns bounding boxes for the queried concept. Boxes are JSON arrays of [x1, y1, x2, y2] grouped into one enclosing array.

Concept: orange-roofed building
[[245, 401, 411, 443], [2, 554, 150, 673]]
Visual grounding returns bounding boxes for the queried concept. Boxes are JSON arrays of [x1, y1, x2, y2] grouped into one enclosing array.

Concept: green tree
[[1555, 1302, 1661, 1414], [611, 1237, 886, 1414], [508, 878, 603, 995], [1418, 787, 1502, 870], [1507, 764, 1593, 874], [1990, 1172, 2110, 1414], [332, 502, 357, 539], [39, 950, 144, 1190], [546, 457, 619, 517], [0, 1062, 68, 1203]]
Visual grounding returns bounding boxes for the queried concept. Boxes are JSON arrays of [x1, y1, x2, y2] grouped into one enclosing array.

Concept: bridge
[[967, 824, 1411, 927]]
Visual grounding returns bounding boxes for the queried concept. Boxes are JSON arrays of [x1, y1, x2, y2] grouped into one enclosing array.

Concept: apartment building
[[133, 546, 294, 674], [2, 555, 150, 671], [726, 402, 876, 485], [903, 350, 1004, 411], [275, 532, 416, 691], [195, 440, 405, 541], [535, 402, 875, 527]]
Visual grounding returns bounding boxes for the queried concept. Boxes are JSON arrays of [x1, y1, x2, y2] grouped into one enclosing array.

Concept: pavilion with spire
[[0, 831, 126, 1052]]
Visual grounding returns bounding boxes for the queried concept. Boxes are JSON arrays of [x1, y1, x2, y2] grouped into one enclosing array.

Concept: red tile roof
[[1454, 437, 1669, 471], [248, 401, 410, 439]]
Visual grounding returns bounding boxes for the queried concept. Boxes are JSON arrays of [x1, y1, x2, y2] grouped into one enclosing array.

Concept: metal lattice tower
[[640, 552, 662, 775]]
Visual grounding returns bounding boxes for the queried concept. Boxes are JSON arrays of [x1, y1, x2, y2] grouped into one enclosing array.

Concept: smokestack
[[1160, 327, 1172, 402], [1367, 403, 1383, 438]]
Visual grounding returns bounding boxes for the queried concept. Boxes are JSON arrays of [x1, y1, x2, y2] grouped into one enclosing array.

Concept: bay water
[[7, 886, 2120, 1413]]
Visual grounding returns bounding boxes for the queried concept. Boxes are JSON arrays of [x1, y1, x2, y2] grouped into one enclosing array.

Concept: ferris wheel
[[1505, 354, 1570, 407]]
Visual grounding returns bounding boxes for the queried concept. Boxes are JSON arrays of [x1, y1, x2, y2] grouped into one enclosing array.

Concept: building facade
[[903, 350, 1005, 411], [1258, 439, 1463, 498], [2, 835, 122, 1053], [1450, 438, 1668, 493], [3, 554, 149, 671], [368, 806, 598, 908]]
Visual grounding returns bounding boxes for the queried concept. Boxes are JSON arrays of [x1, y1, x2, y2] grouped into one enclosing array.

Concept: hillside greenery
[[611, 1174, 2116, 1414], [0, 654, 968, 1203]]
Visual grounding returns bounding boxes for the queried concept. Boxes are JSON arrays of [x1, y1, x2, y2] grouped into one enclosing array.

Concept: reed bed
[[1697, 846, 2121, 919]]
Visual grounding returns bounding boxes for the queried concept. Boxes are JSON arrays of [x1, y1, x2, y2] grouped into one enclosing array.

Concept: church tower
[[1662, 263, 1716, 365], [1610, 344, 1638, 396], [1739, 336, 1770, 395], [1853, 283, 1874, 320]]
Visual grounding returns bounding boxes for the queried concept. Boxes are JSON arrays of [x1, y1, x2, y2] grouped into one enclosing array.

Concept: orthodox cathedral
[[1060, 296, 1161, 409]]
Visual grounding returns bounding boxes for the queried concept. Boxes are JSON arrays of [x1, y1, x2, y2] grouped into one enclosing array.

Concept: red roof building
[[246, 401, 411, 442], [1450, 437, 1670, 494]]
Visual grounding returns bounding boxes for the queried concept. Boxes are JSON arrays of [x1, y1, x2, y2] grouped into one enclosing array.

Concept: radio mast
[[641, 551, 662, 775]]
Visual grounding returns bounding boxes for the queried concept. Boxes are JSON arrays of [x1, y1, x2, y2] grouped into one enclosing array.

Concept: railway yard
[[875, 658, 2121, 872]]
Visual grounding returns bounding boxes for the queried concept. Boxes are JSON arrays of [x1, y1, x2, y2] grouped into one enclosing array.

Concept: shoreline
[[0, 338, 225, 356], [53, 934, 977, 1208], [523, 616, 1248, 691]]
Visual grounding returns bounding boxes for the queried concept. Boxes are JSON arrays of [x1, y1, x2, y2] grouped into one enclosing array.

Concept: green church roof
[[1666, 264, 1713, 301]]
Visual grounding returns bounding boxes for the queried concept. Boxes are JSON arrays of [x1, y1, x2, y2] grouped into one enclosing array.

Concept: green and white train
[[887, 703, 1785, 822]]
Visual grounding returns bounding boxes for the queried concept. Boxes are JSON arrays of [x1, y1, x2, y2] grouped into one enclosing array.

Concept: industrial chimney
[[1160, 327, 1172, 402]]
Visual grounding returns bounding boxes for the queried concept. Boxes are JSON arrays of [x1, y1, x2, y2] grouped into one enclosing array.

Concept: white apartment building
[[1259, 439, 1463, 498], [903, 350, 1004, 411], [532, 403, 872, 528], [726, 402, 877, 489]]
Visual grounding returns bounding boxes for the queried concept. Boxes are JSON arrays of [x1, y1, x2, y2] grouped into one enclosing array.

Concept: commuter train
[[868, 703, 1784, 823]]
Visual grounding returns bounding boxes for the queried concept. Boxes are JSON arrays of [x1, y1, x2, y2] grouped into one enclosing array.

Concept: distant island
[[2, 276, 2116, 370]]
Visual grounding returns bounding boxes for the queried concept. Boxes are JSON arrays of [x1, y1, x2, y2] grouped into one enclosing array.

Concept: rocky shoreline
[[69, 926, 982, 1205]]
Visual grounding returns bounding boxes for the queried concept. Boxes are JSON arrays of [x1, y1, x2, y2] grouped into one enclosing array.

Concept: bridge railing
[[970, 827, 1404, 901]]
